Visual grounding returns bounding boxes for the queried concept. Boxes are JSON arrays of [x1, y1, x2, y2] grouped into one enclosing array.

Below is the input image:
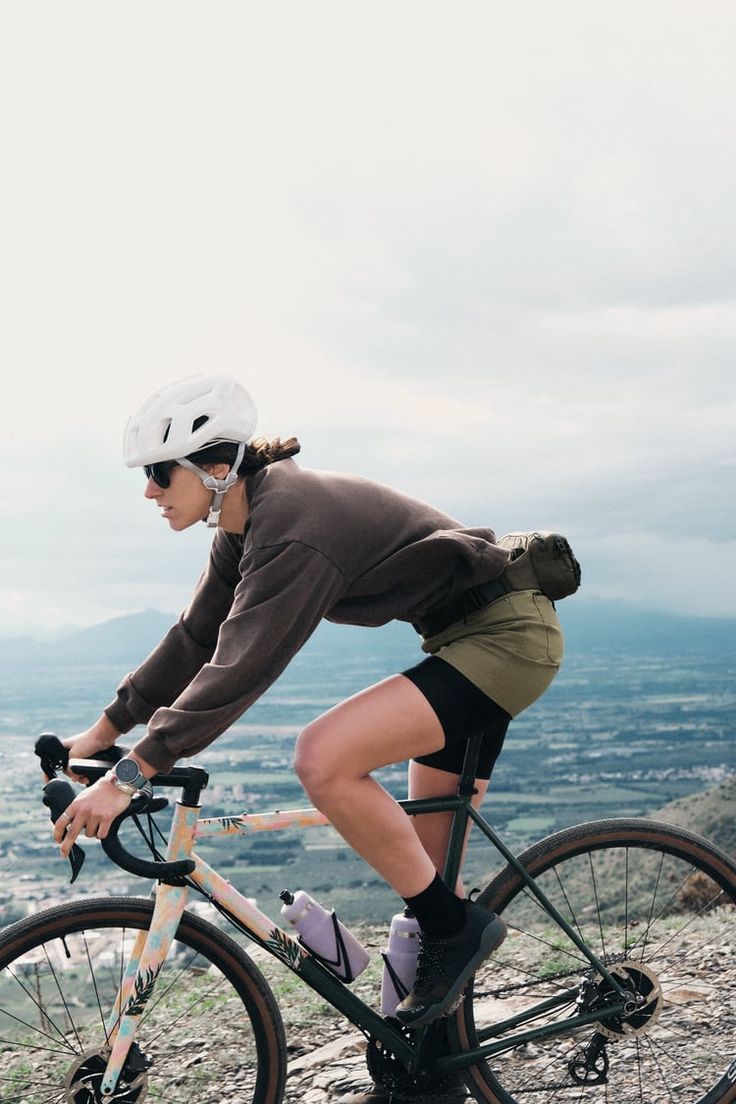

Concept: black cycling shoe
[[395, 900, 507, 1028]]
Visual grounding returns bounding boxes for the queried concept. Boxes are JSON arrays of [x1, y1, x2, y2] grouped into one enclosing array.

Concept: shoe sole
[[396, 913, 507, 1029]]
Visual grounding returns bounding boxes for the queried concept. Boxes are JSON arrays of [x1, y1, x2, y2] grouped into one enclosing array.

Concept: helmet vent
[[162, 420, 172, 443], [192, 415, 210, 432]]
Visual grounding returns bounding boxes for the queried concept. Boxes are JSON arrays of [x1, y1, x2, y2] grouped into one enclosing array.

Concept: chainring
[[365, 1021, 463, 1095]]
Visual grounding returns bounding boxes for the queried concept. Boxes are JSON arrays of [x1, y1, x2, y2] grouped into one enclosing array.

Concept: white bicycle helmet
[[123, 373, 257, 466], [123, 374, 258, 527]]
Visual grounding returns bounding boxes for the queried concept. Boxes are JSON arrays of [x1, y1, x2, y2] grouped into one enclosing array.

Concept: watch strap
[[104, 769, 138, 795], [105, 758, 148, 793]]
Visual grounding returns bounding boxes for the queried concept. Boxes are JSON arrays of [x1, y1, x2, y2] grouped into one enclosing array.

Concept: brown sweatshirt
[[105, 460, 508, 773]]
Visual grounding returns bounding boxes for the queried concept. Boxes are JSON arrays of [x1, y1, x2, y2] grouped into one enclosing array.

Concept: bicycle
[[1, 731, 735, 1104]]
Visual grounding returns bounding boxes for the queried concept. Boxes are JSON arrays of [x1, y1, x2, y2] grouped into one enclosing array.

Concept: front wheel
[[0, 896, 287, 1104], [449, 818, 736, 1104]]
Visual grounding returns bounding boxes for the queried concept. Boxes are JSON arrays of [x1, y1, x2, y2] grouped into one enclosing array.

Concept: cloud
[[1, 1, 734, 632]]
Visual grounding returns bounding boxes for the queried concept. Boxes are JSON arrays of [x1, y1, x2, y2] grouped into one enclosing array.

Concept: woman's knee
[[293, 720, 342, 798]]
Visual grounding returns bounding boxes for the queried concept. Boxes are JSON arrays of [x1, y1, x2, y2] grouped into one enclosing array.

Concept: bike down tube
[[100, 804, 196, 1098], [465, 803, 630, 997], [187, 850, 416, 1066]]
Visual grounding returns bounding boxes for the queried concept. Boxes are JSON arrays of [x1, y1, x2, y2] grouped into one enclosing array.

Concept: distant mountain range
[[0, 599, 733, 667], [656, 774, 736, 858]]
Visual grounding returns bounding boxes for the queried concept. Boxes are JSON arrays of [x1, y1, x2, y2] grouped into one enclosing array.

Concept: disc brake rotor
[[64, 1047, 148, 1104], [594, 960, 664, 1040]]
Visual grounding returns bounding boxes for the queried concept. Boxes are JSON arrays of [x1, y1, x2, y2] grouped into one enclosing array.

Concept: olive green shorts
[[420, 589, 564, 718]]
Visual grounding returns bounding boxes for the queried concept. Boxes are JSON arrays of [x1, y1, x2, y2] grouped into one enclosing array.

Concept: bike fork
[[100, 881, 190, 1099], [100, 803, 198, 1099]]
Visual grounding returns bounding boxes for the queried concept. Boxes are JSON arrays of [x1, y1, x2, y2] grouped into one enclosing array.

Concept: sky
[[1, 0, 734, 636]]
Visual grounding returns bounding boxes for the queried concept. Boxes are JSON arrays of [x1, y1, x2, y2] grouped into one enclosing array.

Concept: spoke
[[0, 1009, 76, 1054], [635, 1036, 644, 1101], [0, 1033, 75, 1055], [551, 864, 586, 948], [646, 1019, 727, 1069], [502, 923, 589, 975], [587, 851, 608, 963], [142, 972, 243, 1052], [0, 1075, 66, 1088], [82, 929, 111, 1044], [640, 849, 666, 962], [478, 955, 579, 998], [641, 1034, 677, 1103], [634, 859, 710, 961], [623, 847, 629, 953], [3, 967, 78, 1054], [44, 940, 83, 1053], [0, 1080, 66, 1104], [646, 903, 736, 967]]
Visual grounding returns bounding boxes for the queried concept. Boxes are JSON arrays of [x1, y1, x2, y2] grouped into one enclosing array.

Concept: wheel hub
[[64, 1046, 149, 1103], [593, 960, 664, 1039]]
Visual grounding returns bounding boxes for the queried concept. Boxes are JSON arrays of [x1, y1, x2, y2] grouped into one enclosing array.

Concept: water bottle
[[380, 909, 421, 1017], [279, 890, 370, 983]]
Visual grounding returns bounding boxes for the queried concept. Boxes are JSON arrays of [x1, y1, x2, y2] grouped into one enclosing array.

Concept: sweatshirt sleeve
[[103, 531, 244, 733], [132, 540, 348, 773]]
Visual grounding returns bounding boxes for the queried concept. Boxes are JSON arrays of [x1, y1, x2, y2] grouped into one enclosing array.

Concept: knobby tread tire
[[0, 895, 287, 1104], [448, 817, 736, 1104]]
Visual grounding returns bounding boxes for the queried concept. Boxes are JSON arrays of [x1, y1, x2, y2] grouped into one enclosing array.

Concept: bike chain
[[475, 950, 631, 998]]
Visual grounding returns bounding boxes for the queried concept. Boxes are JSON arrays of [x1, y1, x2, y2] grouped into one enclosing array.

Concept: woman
[[54, 373, 563, 1104]]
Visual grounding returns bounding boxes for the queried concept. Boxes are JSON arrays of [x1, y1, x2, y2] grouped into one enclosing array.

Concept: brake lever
[[35, 733, 69, 780], [43, 779, 85, 883], [35, 732, 126, 781]]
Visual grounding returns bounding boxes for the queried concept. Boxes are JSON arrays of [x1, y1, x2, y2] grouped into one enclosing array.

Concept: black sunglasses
[[144, 460, 179, 488]]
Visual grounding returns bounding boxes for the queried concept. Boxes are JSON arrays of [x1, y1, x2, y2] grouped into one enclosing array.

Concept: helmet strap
[[178, 441, 247, 528]]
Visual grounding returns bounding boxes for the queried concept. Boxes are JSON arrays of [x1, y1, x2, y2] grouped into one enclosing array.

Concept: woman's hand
[[53, 777, 132, 858], [52, 715, 121, 784]]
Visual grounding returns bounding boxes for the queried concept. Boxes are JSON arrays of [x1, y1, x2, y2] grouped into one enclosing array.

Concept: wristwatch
[[105, 758, 150, 797]]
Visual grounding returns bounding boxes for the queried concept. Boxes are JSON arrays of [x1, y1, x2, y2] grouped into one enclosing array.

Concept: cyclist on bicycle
[[54, 373, 563, 1104]]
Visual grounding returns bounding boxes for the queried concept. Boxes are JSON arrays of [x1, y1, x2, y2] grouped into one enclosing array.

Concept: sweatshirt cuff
[[133, 731, 178, 775], [103, 699, 137, 734], [104, 675, 160, 733]]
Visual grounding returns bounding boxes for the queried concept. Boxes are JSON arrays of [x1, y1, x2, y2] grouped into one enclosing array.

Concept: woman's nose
[[144, 477, 161, 499]]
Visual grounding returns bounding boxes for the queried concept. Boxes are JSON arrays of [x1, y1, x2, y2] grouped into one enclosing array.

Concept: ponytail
[[238, 436, 301, 474], [185, 436, 301, 475]]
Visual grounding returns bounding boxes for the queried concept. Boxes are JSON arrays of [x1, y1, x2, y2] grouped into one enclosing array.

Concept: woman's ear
[[203, 463, 233, 481]]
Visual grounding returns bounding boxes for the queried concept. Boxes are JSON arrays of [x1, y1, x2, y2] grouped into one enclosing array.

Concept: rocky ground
[[4, 912, 733, 1103], [246, 909, 736, 1104]]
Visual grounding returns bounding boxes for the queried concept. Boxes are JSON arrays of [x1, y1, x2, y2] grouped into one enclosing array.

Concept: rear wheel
[[0, 896, 287, 1104], [449, 819, 736, 1104]]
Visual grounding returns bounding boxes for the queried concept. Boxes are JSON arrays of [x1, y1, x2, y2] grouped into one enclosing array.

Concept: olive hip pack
[[497, 531, 581, 601]]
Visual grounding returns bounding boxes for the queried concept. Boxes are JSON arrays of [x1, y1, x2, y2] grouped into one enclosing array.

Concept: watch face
[[116, 758, 140, 784]]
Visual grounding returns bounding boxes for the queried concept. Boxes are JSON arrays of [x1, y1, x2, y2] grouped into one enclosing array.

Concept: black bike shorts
[[401, 655, 511, 780]]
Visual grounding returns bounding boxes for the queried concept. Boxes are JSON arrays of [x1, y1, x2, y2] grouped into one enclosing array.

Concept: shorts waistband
[[418, 575, 513, 638]]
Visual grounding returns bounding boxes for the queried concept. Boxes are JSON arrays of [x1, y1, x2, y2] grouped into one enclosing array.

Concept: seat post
[[441, 733, 483, 888], [457, 732, 483, 797]]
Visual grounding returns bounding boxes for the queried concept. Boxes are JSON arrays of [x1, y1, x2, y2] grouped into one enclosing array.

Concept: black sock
[[403, 873, 466, 937]]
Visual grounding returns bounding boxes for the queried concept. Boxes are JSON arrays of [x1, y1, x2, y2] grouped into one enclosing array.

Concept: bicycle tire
[[0, 896, 288, 1104], [448, 818, 736, 1104]]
